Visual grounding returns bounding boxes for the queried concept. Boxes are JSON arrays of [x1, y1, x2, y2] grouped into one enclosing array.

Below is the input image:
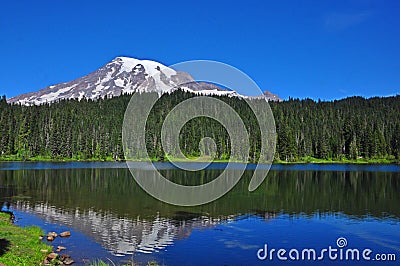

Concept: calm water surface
[[0, 162, 399, 265]]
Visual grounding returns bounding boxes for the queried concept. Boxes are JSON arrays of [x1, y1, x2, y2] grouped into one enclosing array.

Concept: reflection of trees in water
[[1, 166, 398, 256], [0, 168, 399, 220]]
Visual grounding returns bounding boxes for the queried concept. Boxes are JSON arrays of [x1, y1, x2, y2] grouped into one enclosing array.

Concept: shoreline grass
[[0, 155, 398, 164], [273, 156, 399, 164], [0, 212, 51, 265]]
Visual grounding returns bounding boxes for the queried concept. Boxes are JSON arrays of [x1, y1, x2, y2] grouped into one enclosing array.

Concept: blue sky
[[1, 0, 399, 100]]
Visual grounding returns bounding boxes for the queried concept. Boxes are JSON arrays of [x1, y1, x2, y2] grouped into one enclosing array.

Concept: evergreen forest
[[0, 91, 399, 163]]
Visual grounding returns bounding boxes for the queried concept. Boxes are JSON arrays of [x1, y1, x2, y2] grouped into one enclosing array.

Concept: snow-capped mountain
[[7, 57, 281, 105], [248, 90, 282, 101]]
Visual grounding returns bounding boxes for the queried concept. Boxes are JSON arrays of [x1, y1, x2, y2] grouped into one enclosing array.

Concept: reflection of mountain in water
[[1, 164, 399, 259], [14, 201, 229, 256]]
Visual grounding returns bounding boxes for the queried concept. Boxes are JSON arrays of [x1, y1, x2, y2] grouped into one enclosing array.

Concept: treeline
[[0, 92, 399, 162]]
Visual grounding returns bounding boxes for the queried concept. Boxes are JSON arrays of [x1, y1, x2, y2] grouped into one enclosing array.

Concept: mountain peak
[[8, 57, 281, 105]]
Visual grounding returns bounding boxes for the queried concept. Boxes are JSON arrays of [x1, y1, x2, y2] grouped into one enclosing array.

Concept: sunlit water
[[0, 162, 399, 265]]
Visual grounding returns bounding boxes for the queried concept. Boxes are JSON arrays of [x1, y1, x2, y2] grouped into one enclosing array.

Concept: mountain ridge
[[8, 57, 281, 105]]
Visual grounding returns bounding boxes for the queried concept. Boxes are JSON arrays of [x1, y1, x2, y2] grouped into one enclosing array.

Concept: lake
[[0, 162, 399, 265]]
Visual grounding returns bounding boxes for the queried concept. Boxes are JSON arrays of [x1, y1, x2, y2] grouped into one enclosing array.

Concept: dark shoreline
[[0, 158, 398, 164]]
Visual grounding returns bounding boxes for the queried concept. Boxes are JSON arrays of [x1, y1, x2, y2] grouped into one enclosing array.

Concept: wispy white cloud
[[324, 11, 372, 31]]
